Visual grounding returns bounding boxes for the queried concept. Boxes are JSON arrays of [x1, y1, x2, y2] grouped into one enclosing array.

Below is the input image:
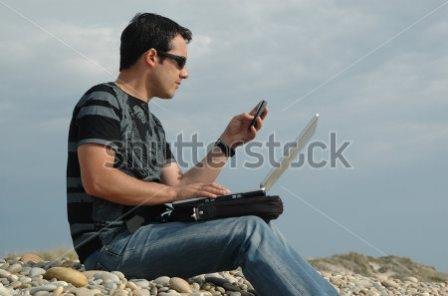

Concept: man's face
[[153, 34, 189, 99]]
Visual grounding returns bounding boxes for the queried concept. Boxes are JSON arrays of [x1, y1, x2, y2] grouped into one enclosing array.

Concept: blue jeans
[[84, 216, 338, 296]]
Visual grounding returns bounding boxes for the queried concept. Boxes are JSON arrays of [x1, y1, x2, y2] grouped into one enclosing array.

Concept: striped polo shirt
[[66, 82, 175, 261]]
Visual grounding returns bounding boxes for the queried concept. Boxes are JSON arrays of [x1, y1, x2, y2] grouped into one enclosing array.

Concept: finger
[[198, 191, 218, 199], [255, 116, 263, 130], [212, 183, 231, 194], [204, 184, 229, 195], [260, 106, 268, 120], [250, 125, 257, 136], [242, 112, 254, 121]]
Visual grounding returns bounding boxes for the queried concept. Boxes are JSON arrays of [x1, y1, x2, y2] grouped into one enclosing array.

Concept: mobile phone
[[250, 100, 267, 128]]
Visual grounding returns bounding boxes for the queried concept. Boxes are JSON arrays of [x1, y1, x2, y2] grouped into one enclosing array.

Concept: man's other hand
[[220, 106, 268, 148], [174, 182, 231, 200]]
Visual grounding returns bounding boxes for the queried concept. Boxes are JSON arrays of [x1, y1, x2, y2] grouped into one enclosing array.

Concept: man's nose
[[180, 67, 188, 79]]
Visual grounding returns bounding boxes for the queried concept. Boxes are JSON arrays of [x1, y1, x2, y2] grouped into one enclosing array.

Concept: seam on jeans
[[241, 222, 308, 295]]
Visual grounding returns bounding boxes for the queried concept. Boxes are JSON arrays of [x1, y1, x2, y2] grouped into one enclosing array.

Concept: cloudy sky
[[0, 1, 447, 271]]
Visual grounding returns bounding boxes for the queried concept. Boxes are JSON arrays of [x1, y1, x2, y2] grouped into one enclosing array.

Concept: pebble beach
[[0, 252, 447, 296]]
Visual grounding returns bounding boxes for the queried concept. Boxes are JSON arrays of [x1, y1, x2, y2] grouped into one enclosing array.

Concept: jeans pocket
[[102, 237, 129, 257], [100, 227, 131, 257], [97, 247, 122, 271]]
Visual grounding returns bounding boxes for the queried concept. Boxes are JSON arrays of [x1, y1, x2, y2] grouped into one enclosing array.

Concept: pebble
[[30, 283, 58, 294], [131, 279, 150, 288], [169, 277, 192, 293], [21, 253, 43, 264], [93, 270, 120, 284], [158, 291, 181, 296], [0, 286, 10, 296], [44, 267, 88, 287], [29, 267, 46, 277], [8, 263, 22, 273], [154, 276, 170, 286], [0, 253, 447, 296]]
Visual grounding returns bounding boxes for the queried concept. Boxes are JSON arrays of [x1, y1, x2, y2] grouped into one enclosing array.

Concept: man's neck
[[115, 72, 153, 103]]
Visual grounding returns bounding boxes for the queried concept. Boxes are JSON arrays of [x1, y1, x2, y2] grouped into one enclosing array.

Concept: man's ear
[[144, 48, 158, 68]]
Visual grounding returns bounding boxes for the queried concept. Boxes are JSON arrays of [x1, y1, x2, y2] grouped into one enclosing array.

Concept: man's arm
[[78, 144, 230, 206], [160, 144, 230, 186], [161, 108, 268, 186]]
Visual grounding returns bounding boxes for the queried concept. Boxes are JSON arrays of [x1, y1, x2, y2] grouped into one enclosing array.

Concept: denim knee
[[235, 215, 272, 246]]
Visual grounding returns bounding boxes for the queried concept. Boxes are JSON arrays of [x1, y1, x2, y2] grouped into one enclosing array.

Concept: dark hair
[[119, 13, 192, 71]]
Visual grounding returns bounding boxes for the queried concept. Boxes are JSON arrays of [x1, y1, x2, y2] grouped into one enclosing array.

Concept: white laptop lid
[[260, 113, 319, 192]]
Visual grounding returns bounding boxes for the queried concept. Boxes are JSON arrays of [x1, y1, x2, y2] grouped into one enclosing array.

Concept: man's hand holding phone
[[220, 100, 268, 149]]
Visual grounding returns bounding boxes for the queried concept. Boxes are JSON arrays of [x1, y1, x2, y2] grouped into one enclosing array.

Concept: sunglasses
[[157, 51, 187, 69]]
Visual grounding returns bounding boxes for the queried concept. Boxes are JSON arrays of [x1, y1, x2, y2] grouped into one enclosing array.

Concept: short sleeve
[[163, 141, 176, 165], [75, 90, 121, 151], [151, 114, 176, 166]]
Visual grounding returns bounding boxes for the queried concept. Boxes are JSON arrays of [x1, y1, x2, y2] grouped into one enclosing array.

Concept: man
[[67, 13, 338, 296]]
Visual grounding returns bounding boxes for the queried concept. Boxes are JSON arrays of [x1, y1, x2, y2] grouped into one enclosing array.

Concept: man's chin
[[157, 92, 175, 99]]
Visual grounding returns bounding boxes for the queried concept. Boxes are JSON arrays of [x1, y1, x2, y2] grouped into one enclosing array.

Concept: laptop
[[172, 113, 319, 205]]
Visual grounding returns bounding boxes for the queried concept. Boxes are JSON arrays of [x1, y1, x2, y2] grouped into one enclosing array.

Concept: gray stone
[[0, 270, 10, 278], [34, 292, 50, 296], [22, 267, 32, 276], [154, 276, 170, 286], [223, 283, 241, 292], [204, 276, 229, 286], [0, 286, 10, 296], [158, 291, 181, 296], [30, 284, 58, 294], [131, 279, 150, 288], [190, 292, 212, 296], [111, 271, 125, 280], [189, 274, 206, 284], [104, 279, 118, 290], [7, 263, 22, 273], [19, 276, 32, 284], [68, 287, 99, 296], [30, 267, 46, 277], [93, 270, 121, 284]]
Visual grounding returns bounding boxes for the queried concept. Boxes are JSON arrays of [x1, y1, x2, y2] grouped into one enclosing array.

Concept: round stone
[[125, 281, 139, 291], [0, 286, 10, 296], [21, 253, 43, 264], [93, 271, 120, 284], [44, 267, 88, 287], [30, 267, 46, 277], [111, 271, 125, 280], [158, 291, 181, 296], [405, 276, 419, 283], [154, 276, 170, 286], [0, 270, 10, 278], [30, 284, 58, 294], [169, 277, 192, 293], [7, 263, 22, 274]]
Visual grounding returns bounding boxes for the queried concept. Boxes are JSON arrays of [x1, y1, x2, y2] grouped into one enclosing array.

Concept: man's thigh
[[105, 216, 263, 279]]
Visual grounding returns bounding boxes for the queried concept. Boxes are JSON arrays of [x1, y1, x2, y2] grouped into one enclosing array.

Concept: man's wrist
[[214, 138, 235, 158], [167, 186, 179, 202]]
